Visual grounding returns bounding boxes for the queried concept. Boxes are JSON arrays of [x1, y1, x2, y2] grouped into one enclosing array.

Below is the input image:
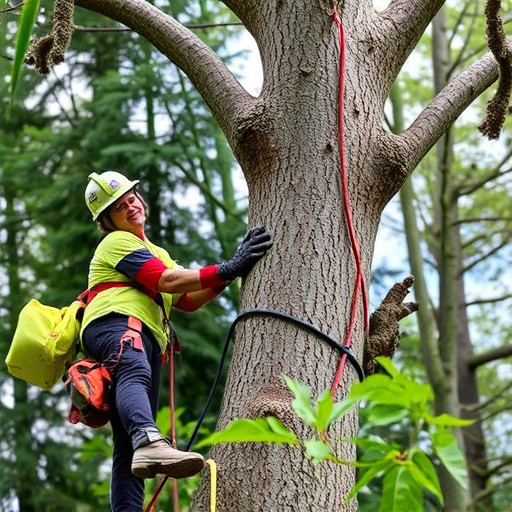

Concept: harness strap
[[120, 316, 144, 351], [78, 281, 180, 359], [80, 281, 159, 304]]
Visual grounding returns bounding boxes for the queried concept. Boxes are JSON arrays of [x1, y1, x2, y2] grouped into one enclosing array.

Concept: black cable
[[186, 307, 365, 451]]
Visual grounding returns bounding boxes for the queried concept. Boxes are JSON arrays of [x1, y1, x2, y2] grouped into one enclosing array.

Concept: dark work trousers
[[82, 313, 162, 512]]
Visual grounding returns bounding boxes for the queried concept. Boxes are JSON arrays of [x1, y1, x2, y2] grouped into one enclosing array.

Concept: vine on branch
[[479, 0, 512, 140], [25, 0, 74, 75]]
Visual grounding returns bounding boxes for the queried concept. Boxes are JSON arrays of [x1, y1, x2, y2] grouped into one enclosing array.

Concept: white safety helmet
[[85, 171, 140, 221]]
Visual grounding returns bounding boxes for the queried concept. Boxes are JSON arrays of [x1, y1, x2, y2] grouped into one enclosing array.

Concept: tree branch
[[396, 40, 512, 170], [459, 148, 512, 195], [467, 345, 512, 370], [377, 0, 445, 78], [74, 0, 253, 147], [462, 237, 511, 274], [466, 294, 512, 307], [455, 216, 512, 226]]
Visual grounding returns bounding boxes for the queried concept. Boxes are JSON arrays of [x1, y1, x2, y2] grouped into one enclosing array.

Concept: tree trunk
[[455, 228, 492, 512], [194, 3, 416, 510]]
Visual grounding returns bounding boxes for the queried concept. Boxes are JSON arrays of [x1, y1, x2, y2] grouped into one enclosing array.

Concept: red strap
[[121, 316, 144, 351], [79, 281, 160, 306]]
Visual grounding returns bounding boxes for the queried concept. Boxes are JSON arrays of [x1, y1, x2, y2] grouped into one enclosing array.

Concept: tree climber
[[82, 171, 272, 512]]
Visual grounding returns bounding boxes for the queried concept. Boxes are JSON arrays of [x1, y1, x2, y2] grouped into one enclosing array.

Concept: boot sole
[[132, 457, 205, 479]]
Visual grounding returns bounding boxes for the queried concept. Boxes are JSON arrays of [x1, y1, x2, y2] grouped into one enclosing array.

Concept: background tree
[[386, 3, 512, 509], [0, 0, 247, 509]]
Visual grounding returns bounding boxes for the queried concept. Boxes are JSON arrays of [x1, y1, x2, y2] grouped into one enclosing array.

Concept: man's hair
[[97, 188, 150, 233]]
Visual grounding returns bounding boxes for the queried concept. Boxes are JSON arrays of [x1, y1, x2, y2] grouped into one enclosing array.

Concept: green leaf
[[410, 451, 444, 504], [347, 458, 395, 501], [283, 375, 317, 426], [326, 396, 357, 425], [431, 430, 468, 490], [348, 374, 392, 401], [375, 356, 399, 377], [303, 439, 333, 464], [426, 413, 475, 428], [194, 417, 298, 448], [367, 404, 409, 425], [10, 0, 41, 98], [351, 436, 400, 457], [379, 465, 423, 512], [314, 390, 333, 432]]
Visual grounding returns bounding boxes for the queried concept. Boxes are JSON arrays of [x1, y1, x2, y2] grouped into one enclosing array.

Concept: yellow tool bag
[[5, 299, 84, 390]]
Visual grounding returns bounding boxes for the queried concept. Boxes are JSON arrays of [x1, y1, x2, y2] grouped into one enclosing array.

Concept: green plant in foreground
[[196, 357, 473, 511]]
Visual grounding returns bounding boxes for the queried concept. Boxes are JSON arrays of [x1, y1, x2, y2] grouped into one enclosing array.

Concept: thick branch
[[467, 345, 512, 370], [364, 276, 419, 374], [377, 0, 445, 79], [396, 40, 512, 171], [74, 0, 253, 146]]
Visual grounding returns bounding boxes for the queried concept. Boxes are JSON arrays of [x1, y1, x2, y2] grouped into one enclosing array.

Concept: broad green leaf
[[303, 439, 333, 464], [195, 417, 298, 448], [348, 374, 392, 401], [431, 430, 468, 490], [283, 375, 316, 426], [314, 389, 356, 431], [266, 416, 295, 437], [426, 413, 475, 428], [326, 396, 357, 425], [314, 389, 334, 432], [10, 0, 41, 98], [375, 356, 399, 377], [347, 458, 395, 501], [351, 436, 401, 457], [358, 385, 412, 408], [367, 404, 409, 425], [379, 465, 423, 512], [393, 376, 433, 404], [410, 451, 444, 504]]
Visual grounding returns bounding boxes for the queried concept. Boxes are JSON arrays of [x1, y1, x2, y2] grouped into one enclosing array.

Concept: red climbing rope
[[331, 6, 369, 395]]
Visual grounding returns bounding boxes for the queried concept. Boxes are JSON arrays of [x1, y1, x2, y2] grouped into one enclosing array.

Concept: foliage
[[1, 0, 246, 509], [9, 0, 40, 99], [198, 357, 473, 511]]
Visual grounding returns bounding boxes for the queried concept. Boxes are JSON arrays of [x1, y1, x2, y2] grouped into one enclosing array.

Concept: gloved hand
[[217, 226, 272, 281]]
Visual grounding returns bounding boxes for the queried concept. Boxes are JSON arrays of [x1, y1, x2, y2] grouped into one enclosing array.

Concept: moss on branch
[[364, 276, 419, 375], [25, 0, 74, 75]]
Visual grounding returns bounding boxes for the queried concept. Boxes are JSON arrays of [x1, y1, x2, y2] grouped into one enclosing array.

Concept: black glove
[[217, 226, 272, 281]]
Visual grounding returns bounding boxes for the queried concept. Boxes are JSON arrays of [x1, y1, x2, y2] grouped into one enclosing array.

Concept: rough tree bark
[[44, 0, 507, 509]]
